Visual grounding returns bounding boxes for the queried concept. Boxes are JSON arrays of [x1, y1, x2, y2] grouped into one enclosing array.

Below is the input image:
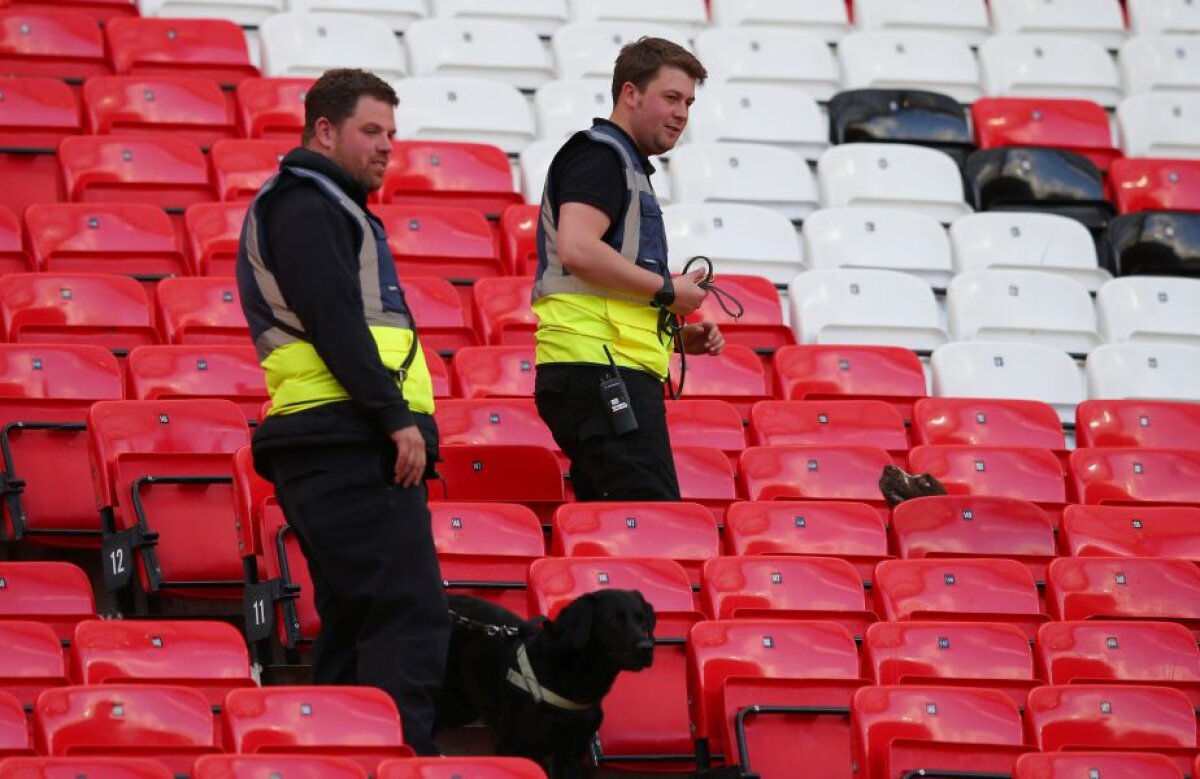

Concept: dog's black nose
[[636, 638, 654, 652]]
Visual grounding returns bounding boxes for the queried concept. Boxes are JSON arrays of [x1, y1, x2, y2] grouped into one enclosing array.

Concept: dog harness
[[506, 644, 594, 711]]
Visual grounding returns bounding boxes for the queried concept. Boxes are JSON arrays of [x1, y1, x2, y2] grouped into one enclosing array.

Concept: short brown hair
[[611, 37, 707, 104], [302, 68, 398, 144]]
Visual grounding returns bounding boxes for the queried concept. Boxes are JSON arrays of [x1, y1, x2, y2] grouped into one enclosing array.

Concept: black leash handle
[[659, 256, 746, 399]]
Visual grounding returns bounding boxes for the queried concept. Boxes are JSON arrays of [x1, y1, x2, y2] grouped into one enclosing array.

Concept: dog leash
[[656, 255, 745, 399], [447, 608, 521, 638]]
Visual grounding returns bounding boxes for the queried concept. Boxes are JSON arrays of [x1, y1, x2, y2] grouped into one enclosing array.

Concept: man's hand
[[680, 321, 725, 356], [667, 269, 709, 316], [390, 425, 427, 488]]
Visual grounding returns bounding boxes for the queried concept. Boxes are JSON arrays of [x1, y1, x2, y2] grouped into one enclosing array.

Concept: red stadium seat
[[82, 76, 236, 151], [194, 754, 367, 779], [673, 445, 738, 525], [432, 444, 564, 523], [1035, 620, 1200, 709], [400, 276, 477, 358], [380, 141, 524, 221], [864, 622, 1038, 710], [235, 76, 313, 140], [684, 274, 795, 354], [0, 621, 68, 712], [87, 399, 248, 602], [0, 206, 32, 276], [70, 619, 254, 709], [891, 495, 1057, 585], [528, 557, 700, 770], [154, 277, 249, 345], [971, 97, 1122, 172], [1013, 752, 1185, 779], [24, 203, 187, 280], [666, 399, 746, 463], [1046, 556, 1200, 639], [33, 684, 220, 774], [429, 501, 543, 618], [851, 685, 1030, 779], [125, 344, 267, 423], [907, 445, 1068, 528], [686, 619, 866, 776], [221, 686, 414, 773], [1069, 447, 1200, 507], [374, 204, 504, 284], [669, 345, 771, 419], [874, 558, 1049, 640], [450, 345, 536, 399], [248, 488, 318, 650], [0, 77, 79, 218], [0, 690, 33, 758], [58, 135, 215, 212], [0, 273, 160, 354], [1024, 684, 1197, 774], [1061, 503, 1200, 564], [6, 1, 137, 23], [209, 138, 290, 202], [912, 397, 1066, 452], [104, 17, 258, 86], [737, 445, 893, 521], [772, 345, 927, 423], [0, 9, 111, 82], [499, 203, 538, 276], [0, 757, 175, 778], [0, 343, 122, 544], [700, 555, 876, 641], [427, 352, 451, 399], [0, 562, 95, 646], [376, 756, 547, 778], [748, 400, 908, 463], [184, 202, 247, 278], [471, 276, 536, 346], [1076, 399, 1200, 450], [1110, 158, 1200, 214], [723, 500, 890, 589], [434, 398, 556, 452], [552, 501, 719, 584]]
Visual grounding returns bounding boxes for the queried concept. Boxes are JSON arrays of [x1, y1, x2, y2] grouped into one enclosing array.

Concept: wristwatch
[[653, 275, 675, 308]]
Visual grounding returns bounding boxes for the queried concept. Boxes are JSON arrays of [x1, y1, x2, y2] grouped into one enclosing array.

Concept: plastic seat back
[[373, 204, 503, 283], [1014, 752, 1185, 779], [499, 203, 538, 276], [950, 211, 1111, 293], [738, 444, 893, 514], [380, 140, 523, 219], [907, 445, 1067, 525], [828, 88, 973, 166], [193, 754, 367, 779], [990, 0, 1126, 48], [393, 76, 537, 156], [854, 0, 989, 45], [209, 138, 290, 202], [184, 202, 248, 278], [235, 76, 312, 140], [1025, 684, 1197, 757], [1075, 399, 1200, 449], [1128, 0, 1200, 36], [58, 136, 214, 211], [1046, 556, 1200, 638], [668, 345, 771, 418], [802, 207, 955, 290], [748, 400, 907, 459], [0, 621, 68, 711], [0, 8, 111, 81], [552, 21, 690, 82], [666, 400, 746, 462], [1097, 276, 1200, 347], [82, 75, 236, 150], [432, 444, 564, 522], [980, 34, 1121, 107], [450, 345, 536, 399], [913, 397, 1066, 451], [24, 203, 186, 280], [1085, 342, 1200, 401], [405, 19, 553, 93], [155, 277, 249, 345], [105, 16, 258, 85], [708, 0, 850, 42], [1069, 446, 1200, 507], [1062, 503, 1200, 565], [434, 398, 555, 452], [1111, 158, 1200, 214], [973, 97, 1123, 171], [376, 756, 546, 778], [669, 142, 818, 222], [838, 30, 983, 104], [663, 203, 803, 286], [125, 345, 267, 423], [430, 501, 543, 618], [817, 143, 973, 223], [964, 147, 1114, 232], [0, 562, 95, 647], [695, 27, 839, 99], [0, 757, 175, 778], [772, 344, 927, 422], [930, 341, 1085, 425], [1119, 35, 1200, 96], [0, 75, 82, 151], [1118, 93, 1200, 160], [0, 273, 159, 354], [684, 82, 828, 161], [947, 269, 1102, 354], [471, 276, 536, 347]]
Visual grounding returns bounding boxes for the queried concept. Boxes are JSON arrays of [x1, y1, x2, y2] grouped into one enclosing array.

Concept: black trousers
[[266, 441, 450, 756], [535, 363, 680, 501]]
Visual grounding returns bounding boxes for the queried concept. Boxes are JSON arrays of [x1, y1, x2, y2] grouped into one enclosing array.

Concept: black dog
[[436, 590, 656, 779], [878, 463, 948, 507]]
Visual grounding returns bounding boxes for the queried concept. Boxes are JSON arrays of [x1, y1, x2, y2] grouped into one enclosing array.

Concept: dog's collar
[[506, 644, 594, 711]]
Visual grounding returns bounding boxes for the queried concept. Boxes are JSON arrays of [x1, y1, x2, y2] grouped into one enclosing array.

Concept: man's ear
[[552, 593, 595, 650]]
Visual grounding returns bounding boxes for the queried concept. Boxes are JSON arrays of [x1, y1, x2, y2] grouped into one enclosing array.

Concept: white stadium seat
[[260, 12, 407, 80], [519, 139, 672, 206], [1127, 0, 1200, 37], [802, 207, 954, 289], [552, 22, 690, 81], [1120, 35, 1200, 96], [695, 28, 841, 101], [949, 212, 1112, 294], [788, 268, 950, 350], [932, 341, 1086, 423], [405, 18, 555, 92], [1096, 276, 1200, 347], [534, 79, 611, 140], [989, 0, 1127, 50], [139, 0, 284, 26], [979, 34, 1123, 108], [664, 203, 805, 285], [853, 0, 991, 47], [1086, 342, 1200, 400], [817, 143, 973, 224], [392, 77, 536, 155], [709, 0, 851, 44], [285, 0, 427, 34], [1118, 93, 1200, 159], [669, 142, 819, 222], [683, 83, 828, 162], [430, 0, 570, 38], [947, 270, 1103, 355], [837, 30, 982, 104], [568, 0, 709, 37]]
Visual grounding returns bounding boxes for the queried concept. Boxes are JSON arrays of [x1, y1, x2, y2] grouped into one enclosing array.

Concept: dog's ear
[[552, 592, 594, 650], [878, 465, 908, 507], [636, 590, 656, 634]]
